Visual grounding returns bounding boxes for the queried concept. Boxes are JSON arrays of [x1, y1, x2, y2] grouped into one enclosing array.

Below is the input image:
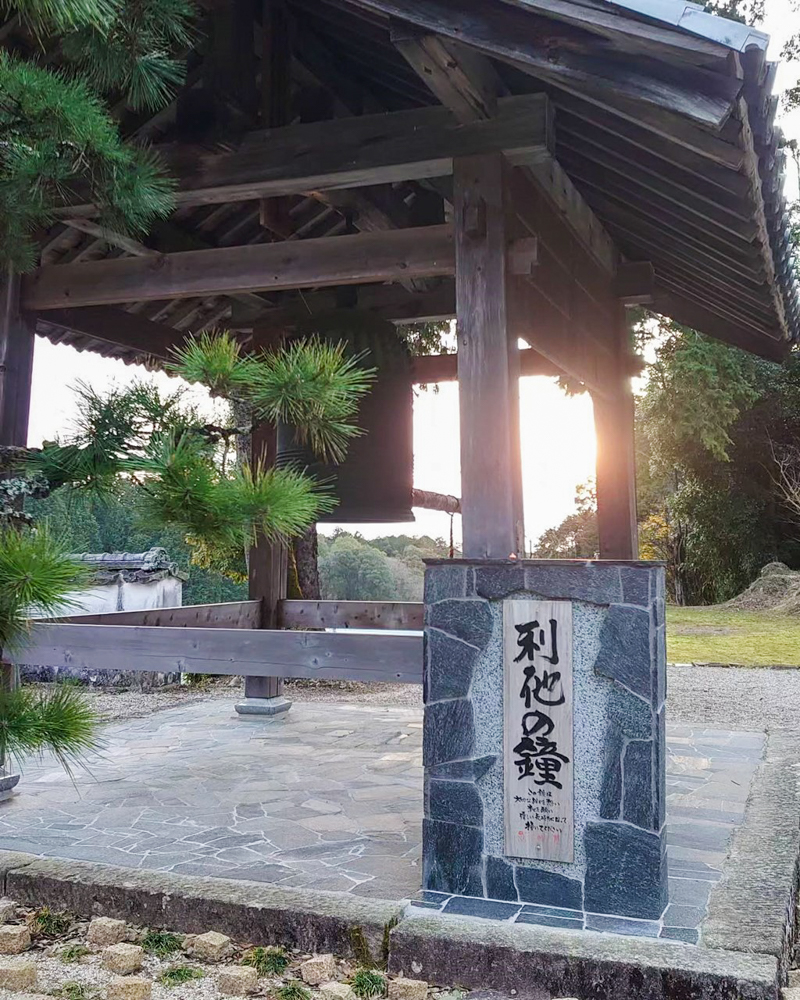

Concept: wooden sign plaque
[[504, 599, 574, 863]]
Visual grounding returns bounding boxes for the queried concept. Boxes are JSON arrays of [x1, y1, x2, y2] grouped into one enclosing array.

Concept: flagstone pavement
[[0, 698, 764, 939]]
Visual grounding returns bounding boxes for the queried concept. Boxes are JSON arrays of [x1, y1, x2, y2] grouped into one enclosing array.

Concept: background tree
[[536, 323, 800, 604], [318, 531, 451, 601], [27, 483, 248, 605], [533, 482, 598, 559], [318, 533, 399, 601]]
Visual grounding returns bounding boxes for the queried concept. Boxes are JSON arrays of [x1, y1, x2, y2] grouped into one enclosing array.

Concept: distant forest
[[27, 485, 451, 604]]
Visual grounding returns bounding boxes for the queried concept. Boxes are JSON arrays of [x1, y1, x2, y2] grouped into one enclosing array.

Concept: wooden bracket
[[508, 236, 539, 276], [463, 191, 487, 237], [614, 261, 656, 305]]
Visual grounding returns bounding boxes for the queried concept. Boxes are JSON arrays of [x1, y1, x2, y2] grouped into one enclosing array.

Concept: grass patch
[[32, 907, 73, 937], [242, 946, 289, 976], [52, 983, 98, 1000], [667, 606, 800, 666], [59, 944, 89, 964], [350, 969, 386, 999], [142, 929, 183, 958], [276, 981, 311, 1000], [159, 967, 204, 988]]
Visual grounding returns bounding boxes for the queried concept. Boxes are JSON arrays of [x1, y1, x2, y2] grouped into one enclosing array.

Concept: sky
[[25, 0, 800, 552]]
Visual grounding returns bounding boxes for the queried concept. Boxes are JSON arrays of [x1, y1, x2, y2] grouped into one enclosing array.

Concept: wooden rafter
[[35, 308, 182, 361], [342, 0, 743, 127]]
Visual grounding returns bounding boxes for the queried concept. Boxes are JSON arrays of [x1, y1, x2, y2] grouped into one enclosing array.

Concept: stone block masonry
[[422, 559, 668, 924]]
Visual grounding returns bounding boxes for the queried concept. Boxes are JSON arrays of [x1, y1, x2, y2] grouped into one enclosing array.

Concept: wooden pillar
[[237, 328, 291, 715], [454, 153, 524, 559], [0, 272, 35, 449], [259, 0, 294, 237], [0, 272, 34, 691], [593, 308, 638, 560]]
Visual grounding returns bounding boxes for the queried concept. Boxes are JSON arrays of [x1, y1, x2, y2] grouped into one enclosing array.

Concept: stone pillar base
[[422, 558, 668, 923], [234, 696, 292, 717]]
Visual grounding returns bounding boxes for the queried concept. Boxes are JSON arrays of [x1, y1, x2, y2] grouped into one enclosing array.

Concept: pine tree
[[0, 0, 196, 270], [18, 333, 376, 581]]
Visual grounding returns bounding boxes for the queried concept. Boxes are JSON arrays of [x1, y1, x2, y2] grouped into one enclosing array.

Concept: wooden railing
[[52, 600, 424, 632], [26, 600, 425, 684], [279, 600, 422, 631], [55, 600, 263, 630]]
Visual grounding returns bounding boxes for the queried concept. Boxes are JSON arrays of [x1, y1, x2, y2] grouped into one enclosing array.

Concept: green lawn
[[667, 606, 800, 666]]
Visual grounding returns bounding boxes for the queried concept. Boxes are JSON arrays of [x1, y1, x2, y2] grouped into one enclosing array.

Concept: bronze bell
[[276, 310, 415, 523]]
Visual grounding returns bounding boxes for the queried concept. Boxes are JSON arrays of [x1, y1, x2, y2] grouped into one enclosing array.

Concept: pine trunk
[[293, 526, 321, 600]]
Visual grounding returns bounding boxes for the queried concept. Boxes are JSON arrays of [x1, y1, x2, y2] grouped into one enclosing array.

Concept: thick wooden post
[[236, 328, 291, 717], [0, 272, 35, 449], [0, 272, 35, 693], [593, 309, 639, 560], [454, 154, 524, 559]]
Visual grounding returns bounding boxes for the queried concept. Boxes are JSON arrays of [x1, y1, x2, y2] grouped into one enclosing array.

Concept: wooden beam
[[500, 0, 732, 67], [456, 154, 525, 559], [0, 272, 35, 449], [390, 24, 503, 122], [231, 280, 458, 331], [279, 600, 423, 630], [346, 0, 742, 127], [57, 94, 551, 217], [391, 28, 617, 274], [22, 225, 456, 310], [22, 623, 424, 685], [411, 346, 559, 383], [173, 93, 551, 206], [46, 601, 263, 629], [62, 219, 269, 312], [525, 157, 618, 274]]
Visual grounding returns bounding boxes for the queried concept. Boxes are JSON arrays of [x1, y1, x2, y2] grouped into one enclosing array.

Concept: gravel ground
[[43, 663, 800, 733], [0, 908, 433, 1000], [30, 683, 243, 724], [667, 663, 800, 733]]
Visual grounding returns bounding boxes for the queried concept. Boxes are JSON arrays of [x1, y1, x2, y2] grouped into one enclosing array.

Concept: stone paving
[[410, 724, 764, 944], [0, 700, 764, 943]]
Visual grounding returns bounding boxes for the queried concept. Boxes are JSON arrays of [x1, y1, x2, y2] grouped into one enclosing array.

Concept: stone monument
[[422, 559, 667, 922]]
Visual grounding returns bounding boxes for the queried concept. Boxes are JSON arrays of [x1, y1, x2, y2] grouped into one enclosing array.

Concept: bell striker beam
[[455, 153, 524, 559], [0, 272, 35, 451], [593, 305, 639, 560]]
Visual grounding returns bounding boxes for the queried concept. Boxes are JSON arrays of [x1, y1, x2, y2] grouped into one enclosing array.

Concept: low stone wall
[[0, 851, 785, 1000], [20, 663, 182, 690]]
